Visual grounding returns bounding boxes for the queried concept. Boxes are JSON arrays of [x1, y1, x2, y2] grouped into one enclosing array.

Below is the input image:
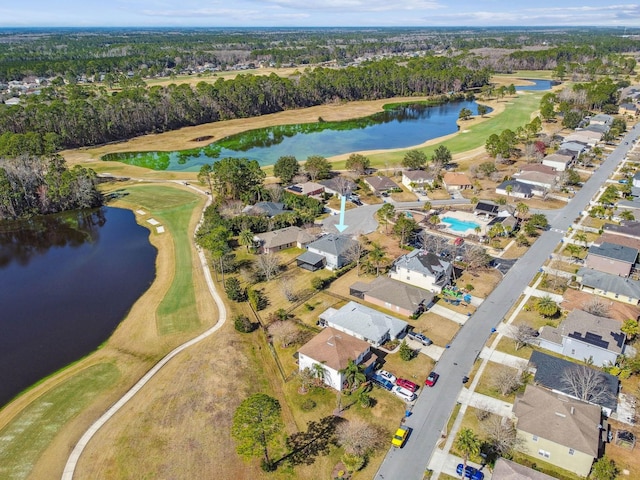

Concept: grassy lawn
[[509, 452, 583, 480], [0, 363, 120, 480], [114, 185, 202, 335], [448, 407, 489, 464], [495, 336, 535, 360], [412, 312, 460, 348], [473, 361, 522, 403], [456, 268, 503, 299]]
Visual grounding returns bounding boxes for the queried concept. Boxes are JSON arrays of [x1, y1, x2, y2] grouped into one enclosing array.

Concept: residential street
[[374, 126, 640, 480]]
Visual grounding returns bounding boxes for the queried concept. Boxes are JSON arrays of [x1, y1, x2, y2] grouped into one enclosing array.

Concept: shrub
[[465, 283, 474, 291], [224, 277, 246, 302], [399, 340, 416, 361], [341, 453, 366, 472], [234, 315, 256, 333], [301, 399, 317, 411], [304, 303, 315, 311], [311, 276, 326, 291], [247, 288, 268, 311]]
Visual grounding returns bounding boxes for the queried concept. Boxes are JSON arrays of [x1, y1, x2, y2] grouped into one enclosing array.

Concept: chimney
[[571, 406, 575, 415]]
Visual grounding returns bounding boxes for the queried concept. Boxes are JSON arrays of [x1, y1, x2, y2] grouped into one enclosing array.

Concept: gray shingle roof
[[243, 201, 286, 217], [513, 384, 602, 457], [393, 249, 452, 278], [528, 351, 619, 413], [588, 242, 638, 264], [497, 180, 532, 196], [577, 267, 640, 299], [255, 226, 315, 249], [349, 276, 434, 314], [321, 300, 408, 344], [364, 176, 399, 191], [546, 309, 625, 353], [493, 458, 556, 480], [306, 234, 356, 256], [603, 221, 640, 238]]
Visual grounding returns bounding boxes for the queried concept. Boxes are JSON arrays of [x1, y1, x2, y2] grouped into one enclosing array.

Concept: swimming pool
[[441, 216, 480, 233]]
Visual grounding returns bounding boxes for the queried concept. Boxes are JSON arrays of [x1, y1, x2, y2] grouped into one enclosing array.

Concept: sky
[[1, 1, 640, 28]]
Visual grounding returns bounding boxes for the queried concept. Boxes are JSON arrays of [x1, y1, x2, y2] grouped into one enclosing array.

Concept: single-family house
[[388, 249, 453, 293], [536, 309, 626, 367], [474, 200, 500, 218], [297, 234, 356, 271], [528, 351, 619, 416], [593, 232, 640, 251], [560, 141, 589, 157], [584, 123, 610, 135], [619, 103, 640, 116], [513, 170, 558, 191], [349, 276, 435, 317], [589, 113, 614, 126], [442, 172, 472, 191], [519, 164, 558, 176], [286, 181, 325, 197], [496, 180, 533, 199], [318, 177, 358, 196], [585, 242, 637, 277], [318, 301, 409, 347], [402, 170, 435, 192], [543, 152, 575, 172], [492, 458, 556, 480], [513, 385, 603, 478], [603, 221, 640, 240], [297, 327, 375, 391], [488, 214, 519, 233], [565, 130, 601, 147], [363, 176, 399, 195], [576, 267, 640, 305], [253, 226, 316, 254], [242, 201, 288, 217]]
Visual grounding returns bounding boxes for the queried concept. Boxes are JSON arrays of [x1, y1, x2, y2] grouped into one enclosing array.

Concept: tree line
[[0, 155, 102, 220], [0, 57, 491, 153]]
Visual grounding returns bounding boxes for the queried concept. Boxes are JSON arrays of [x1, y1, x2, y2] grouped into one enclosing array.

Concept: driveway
[[320, 204, 381, 235]]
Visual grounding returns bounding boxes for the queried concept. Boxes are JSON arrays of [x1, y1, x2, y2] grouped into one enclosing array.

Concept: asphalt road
[[374, 126, 640, 480]]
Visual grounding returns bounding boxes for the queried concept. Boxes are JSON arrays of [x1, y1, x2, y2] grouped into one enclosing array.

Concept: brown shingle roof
[[297, 327, 370, 372], [493, 458, 556, 480], [594, 233, 640, 251], [513, 385, 601, 457]]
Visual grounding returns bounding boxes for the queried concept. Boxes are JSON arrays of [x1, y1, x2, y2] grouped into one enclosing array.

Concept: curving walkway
[[61, 188, 225, 480]]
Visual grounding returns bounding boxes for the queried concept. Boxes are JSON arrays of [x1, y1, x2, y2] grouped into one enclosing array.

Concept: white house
[[297, 327, 374, 391], [402, 170, 435, 192], [389, 249, 453, 293], [297, 234, 357, 271]]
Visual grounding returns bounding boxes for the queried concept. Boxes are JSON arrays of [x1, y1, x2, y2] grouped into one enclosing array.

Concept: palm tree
[[368, 242, 387, 277], [621, 210, 635, 221], [474, 225, 482, 237], [455, 428, 481, 472], [339, 359, 366, 391], [423, 201, 432, 212], [574, 232, 588, 248], [429, 214, 441, 228], [536, 295, 559, 317], [311, 362, 327, 386], [238, 229, 254, 252], [515, 202, 529, 220], [564, 244, 582, 263], [505, 184, 513, 201]]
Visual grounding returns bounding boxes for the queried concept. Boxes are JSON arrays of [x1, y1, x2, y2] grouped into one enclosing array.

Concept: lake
[[103, 99, 489, 171], [0, 207, 156, 406], [515, 79, 555, 91]]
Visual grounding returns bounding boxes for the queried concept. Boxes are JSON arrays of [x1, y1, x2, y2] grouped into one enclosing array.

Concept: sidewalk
[[430, 304, 472, 325], [458, 388, 514, 418], [478, 346, 529, 370]]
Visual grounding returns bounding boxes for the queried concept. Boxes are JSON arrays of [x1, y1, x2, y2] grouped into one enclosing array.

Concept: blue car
[[456, 463, 484, 480], [370, 374, 393, 391]]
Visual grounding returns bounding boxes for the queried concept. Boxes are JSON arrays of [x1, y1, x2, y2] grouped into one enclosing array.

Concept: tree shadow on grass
[[274, 415, 343, 468]]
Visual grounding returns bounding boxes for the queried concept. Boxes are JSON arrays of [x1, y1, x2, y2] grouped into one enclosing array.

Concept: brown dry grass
[[411, 312, 460, 348], [456, 268, 503, 299]]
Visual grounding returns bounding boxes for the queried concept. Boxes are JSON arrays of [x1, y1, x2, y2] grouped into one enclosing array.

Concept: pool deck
[[440, 210, 489, 236]]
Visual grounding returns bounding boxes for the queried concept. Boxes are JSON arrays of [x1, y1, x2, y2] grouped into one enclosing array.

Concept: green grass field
[[0, 363, 120, 480], [115, 185, 202, 335]]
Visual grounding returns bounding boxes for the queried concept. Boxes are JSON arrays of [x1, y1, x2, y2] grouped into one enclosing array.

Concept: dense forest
[[0, 155, 102, 220], [0, 57, 491, 153]]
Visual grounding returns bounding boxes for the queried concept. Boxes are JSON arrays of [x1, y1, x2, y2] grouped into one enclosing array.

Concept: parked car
[[406, 331, 433, 346], [370, 374, 394, 391], [462, 375, 470, 384], [396, 378, 419, 392], [456, 463, 484, 480], [392, 385, 417, 402], [425, 371, 440, 387], [375, 369, 397, 384], [391, 425, 410, 448]]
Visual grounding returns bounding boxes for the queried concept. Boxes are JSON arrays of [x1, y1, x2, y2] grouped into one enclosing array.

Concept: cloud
[[260, 0, 443, 13]]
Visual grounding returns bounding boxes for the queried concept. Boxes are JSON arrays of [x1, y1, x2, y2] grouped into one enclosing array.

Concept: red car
[[425, 371, 439, 387], [396, 378, 419, 392]]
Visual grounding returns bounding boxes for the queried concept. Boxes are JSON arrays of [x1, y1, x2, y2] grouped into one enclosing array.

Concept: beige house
[[349, 276, 435, 317], [585, 242, 637, 277], [253, 226, 316, 254], [442, 172, 472, 191], [513, 385, 602, 478], [576, 267, 640, 305], [402, 170, 434, 192]]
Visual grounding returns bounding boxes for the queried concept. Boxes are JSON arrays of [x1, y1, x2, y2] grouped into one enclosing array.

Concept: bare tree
[[510, 324, 539, 351], [464, 245, 491, 271], [344, 234, 368, 276], [220, 199, 244, 217], [335, 418, 386, 457], [281, 277, 298, 302], [291, 173, 309, 184], [480, 415, 520, 456], [268, 320, 300, 348], [255, 253, 281, 281], [584, 297, 611, 317], [333, 176, 354, 197], [491, 366, 524, 396], [561, 365, 612, 405], [265, 183, 283, 203]]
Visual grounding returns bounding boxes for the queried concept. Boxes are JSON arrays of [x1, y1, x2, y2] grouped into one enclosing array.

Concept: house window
[[532, 435, 538, 442], [569, 449, 575, 455], [538, 449, 550, 458], [571, 349, 575, 355]]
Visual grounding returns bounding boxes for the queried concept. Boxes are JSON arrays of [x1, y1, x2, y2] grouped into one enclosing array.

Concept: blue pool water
[[441, 216, 480, 232]]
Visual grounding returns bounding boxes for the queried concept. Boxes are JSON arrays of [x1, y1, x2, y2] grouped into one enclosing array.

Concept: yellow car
[[391, 425, 410, 448]]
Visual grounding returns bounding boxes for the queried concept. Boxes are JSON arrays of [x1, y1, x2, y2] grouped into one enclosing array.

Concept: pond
[[103, 99, 490, 171], [515, 79, 555, 91], [0, 207, 157, 406]]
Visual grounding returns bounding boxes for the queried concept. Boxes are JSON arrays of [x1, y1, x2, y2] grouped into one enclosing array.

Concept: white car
[[375, 369, 397, 384], [392, 385, 417, 402]]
